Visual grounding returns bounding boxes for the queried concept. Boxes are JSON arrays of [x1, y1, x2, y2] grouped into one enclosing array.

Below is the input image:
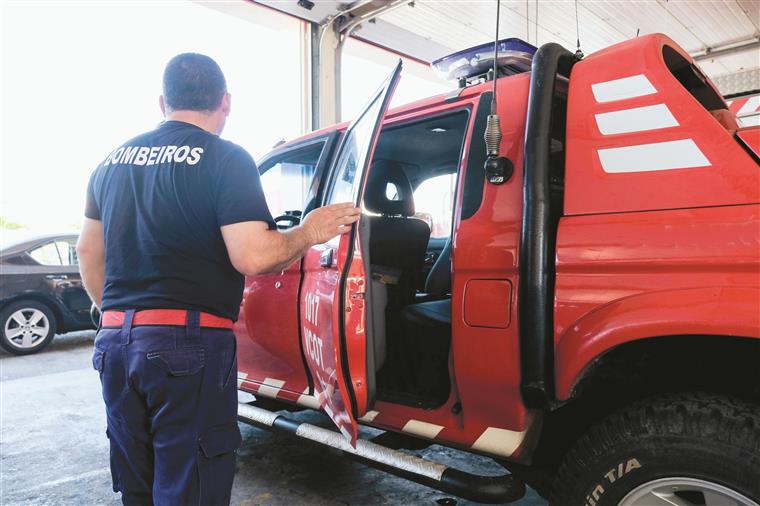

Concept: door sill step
[[238, 402, 526, 504]]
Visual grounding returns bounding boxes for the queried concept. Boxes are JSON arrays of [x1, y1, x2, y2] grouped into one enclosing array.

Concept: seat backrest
[[364, 160, 430, 372], [367, 217, 431, 295], [364, 160, 431, 305]]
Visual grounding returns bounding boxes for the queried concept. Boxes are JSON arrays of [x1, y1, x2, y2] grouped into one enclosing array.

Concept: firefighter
[[76, 53, 360, 505]]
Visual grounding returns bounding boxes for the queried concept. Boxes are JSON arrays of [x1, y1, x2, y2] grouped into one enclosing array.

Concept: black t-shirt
[[85, 120, 274, 321]]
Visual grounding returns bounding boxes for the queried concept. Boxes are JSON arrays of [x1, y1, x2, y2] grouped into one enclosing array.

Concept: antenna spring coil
[[484, 114, 502, 157]]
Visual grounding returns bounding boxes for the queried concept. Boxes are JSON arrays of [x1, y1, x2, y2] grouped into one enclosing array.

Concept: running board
[[238, 402, 526, 504]]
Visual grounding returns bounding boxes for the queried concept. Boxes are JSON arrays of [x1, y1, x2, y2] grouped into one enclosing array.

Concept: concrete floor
[[0, 331, 547, 506]]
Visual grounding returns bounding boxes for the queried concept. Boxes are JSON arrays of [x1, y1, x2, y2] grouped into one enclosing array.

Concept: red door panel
[[300, 239, 356, 441], [300, 62, 402, 444], [235, 260, 309, 399], [234, 135, 336, 402]]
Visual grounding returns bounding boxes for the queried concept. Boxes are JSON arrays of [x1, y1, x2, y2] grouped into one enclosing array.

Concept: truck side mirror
[[485, 156, 514, 185]]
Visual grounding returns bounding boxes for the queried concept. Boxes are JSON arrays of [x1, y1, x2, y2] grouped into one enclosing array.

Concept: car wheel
[[0, 300, 57, 355], [550, 392, 760, 506]]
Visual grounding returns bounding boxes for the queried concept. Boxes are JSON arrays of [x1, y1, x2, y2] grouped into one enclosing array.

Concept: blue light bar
[[432, 38, 538, 82]]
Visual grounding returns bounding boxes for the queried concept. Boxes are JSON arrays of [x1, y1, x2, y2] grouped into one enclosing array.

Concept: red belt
[[102, 309, 234, 329]]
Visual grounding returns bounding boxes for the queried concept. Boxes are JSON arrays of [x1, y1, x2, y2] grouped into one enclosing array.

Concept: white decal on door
[[303, 326, 325, 371], [303, 291, 325, 371], [304, 292, 320, 326]]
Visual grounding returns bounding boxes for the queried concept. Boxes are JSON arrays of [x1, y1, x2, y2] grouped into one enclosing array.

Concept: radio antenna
[[483, 0, 513, 185], [491, 0, 501, 114], [574, 0, 584, 58]]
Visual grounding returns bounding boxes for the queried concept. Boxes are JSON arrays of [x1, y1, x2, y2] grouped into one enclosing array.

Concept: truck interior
[[362, 109, 469, 408]]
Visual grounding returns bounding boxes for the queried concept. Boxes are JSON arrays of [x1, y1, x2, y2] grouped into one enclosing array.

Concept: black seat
[[422, 237, 452, 299], [403, 249, 452, 336], [365, 160, 431, 306], [398, 297, 451, 404], [402, 298, 451, 326], [408, 234, 453, 322], [397, 240, 452, 405], [365, 160, 430, 372]]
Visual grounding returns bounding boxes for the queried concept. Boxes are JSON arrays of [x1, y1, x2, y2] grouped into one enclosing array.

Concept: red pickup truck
[[235, 33, 760, 505]]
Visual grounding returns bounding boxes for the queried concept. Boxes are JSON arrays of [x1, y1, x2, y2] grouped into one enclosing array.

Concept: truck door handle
[[320, 249, 334, 268], [45, 275, 68, 280]]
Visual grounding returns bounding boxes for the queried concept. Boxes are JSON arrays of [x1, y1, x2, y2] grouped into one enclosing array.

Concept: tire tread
[[550, 392, 760, 505]]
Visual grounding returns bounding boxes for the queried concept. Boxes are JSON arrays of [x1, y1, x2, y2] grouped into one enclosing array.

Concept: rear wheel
[[619, 477, 757, 505], [0, 300, 57, 355], [550, 393, 760, 506]]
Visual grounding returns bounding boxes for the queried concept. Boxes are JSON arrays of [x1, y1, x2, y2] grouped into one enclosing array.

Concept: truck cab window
[[413, 173, 456, 239], [260, 142, 324, 223], [327, 92, 387, 206]]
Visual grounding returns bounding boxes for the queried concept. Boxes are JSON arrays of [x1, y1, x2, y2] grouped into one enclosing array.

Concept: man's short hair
[[162, 53, 227, 112]]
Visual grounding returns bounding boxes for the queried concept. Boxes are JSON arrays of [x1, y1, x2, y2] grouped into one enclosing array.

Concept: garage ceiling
[[254, 0, 760, 94]]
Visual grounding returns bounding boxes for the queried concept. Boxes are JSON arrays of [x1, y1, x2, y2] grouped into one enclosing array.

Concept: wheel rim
[[4, 308, 50, 349], [619, 477, 759, 506]]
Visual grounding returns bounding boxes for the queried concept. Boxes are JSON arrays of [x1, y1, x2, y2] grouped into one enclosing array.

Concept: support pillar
[[309, 0, 414, 129], [312, 23, 341, 129]]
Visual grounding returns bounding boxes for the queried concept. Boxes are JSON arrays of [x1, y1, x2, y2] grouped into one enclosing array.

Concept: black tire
[[0, 299, 57, 355], [550, 393, 760, 506]]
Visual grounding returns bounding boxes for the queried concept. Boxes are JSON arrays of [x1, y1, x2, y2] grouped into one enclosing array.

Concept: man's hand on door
[[302, 203, 362, 244]]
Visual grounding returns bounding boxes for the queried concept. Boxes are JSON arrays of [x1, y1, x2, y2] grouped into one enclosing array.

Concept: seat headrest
[[364, 160, 415, 217]]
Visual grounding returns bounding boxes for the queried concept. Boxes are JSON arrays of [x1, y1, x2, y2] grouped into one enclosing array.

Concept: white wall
[[0, 1, 457, 234], [1, 1, 304, 232], [340, 38, 453, 121]]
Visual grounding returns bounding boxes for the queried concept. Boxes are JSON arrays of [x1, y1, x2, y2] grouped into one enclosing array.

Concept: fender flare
[[554, 286, 760, 400]]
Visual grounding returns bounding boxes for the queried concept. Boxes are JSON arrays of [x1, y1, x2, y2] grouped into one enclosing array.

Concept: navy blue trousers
[[92, 310, 240, 506]]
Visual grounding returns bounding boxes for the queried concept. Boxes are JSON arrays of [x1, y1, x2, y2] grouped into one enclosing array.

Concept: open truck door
[[300, 62, 402, 444]]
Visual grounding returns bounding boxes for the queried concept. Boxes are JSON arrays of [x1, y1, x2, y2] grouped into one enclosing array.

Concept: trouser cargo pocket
[[198, 423, 241, 505], [105, 429, 121, 493], [92, 347, 105, 374]]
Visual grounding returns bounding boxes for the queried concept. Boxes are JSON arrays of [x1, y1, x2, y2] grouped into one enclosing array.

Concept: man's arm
[[221, 203, 361, 276], [76, 217, 106, 307]]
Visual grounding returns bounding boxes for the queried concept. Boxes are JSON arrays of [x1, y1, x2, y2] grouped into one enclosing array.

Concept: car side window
[[29, 242, 63, 266], [260, 142, 325, 223], [28, 240, 78, 266], [57, 240, 78, 266]]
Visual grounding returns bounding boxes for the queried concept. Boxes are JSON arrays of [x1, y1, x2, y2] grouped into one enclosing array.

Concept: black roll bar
[[519, 43, 578, 408]]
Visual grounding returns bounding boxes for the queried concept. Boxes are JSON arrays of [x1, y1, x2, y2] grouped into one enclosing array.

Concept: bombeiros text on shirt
[[103, 145, 204, 167]]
